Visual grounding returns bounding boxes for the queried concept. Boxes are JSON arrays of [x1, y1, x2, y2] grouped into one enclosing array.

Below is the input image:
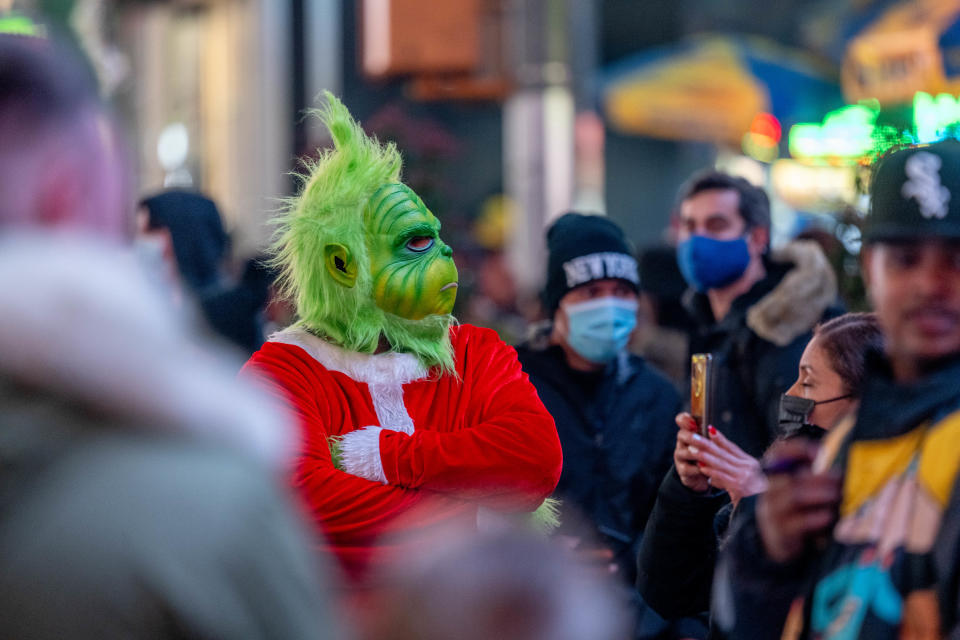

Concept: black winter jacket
[[637, 468, 731, 620], [516, 336, 680, 585]]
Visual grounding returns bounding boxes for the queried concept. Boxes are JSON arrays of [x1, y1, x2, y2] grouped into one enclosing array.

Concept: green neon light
[[784, 92, 960, 162], [913, 92, 960, 143], [0, 13, 42, 37], [788, 105, 880, 161]]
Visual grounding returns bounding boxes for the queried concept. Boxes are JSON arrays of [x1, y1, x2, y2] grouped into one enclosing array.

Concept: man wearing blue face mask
[[675, 171, 842, 459], [516, 213, 683, 633]]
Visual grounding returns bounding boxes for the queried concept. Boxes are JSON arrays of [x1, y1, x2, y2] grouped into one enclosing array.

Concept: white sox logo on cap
[[901, 151, 950, 220]]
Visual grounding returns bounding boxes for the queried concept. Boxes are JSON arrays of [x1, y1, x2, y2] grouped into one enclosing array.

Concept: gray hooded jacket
[[0, 236, 342, 639]]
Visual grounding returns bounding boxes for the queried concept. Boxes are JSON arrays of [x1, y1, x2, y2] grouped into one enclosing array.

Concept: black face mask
[[778, 393, 851, 440]]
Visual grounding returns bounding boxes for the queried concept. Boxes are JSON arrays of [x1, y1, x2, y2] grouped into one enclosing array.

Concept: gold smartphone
[[690, 353, 714, 437]]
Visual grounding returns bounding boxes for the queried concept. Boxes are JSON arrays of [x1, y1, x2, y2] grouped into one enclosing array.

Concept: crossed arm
[[243, 333, 563, 545], [339, 336, 563, 511]]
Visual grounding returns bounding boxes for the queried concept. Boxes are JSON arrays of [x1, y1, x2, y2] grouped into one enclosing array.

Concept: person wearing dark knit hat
[[539, 213, 642, 366], [717, 139, 960, 639], [542, 213, 640, 312], [516, 213, 689, 639]]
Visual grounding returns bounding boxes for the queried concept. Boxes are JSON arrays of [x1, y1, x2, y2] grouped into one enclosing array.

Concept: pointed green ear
[[324, 243, 357, 288]]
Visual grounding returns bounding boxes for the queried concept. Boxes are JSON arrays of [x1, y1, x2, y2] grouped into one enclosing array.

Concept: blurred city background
[[6, 0, 958, 340]]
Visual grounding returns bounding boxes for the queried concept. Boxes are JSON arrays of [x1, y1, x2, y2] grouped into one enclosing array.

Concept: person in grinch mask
[[242, 93, 562, 586], [515, 213, 682, 635]]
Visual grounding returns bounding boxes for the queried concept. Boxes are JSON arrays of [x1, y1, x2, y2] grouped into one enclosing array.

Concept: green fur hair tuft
[[528, 497, 562, 535]]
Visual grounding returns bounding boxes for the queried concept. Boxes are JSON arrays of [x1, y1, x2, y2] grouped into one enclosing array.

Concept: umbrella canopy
[[602, 35, 842, 146]]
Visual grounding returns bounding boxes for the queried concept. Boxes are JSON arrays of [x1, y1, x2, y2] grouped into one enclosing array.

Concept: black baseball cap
[[865, 139, 960, 242]]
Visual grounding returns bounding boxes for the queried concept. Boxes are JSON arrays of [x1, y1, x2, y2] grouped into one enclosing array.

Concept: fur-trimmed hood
[[746, 240, 838, 346], [0, 233, 295, 470]]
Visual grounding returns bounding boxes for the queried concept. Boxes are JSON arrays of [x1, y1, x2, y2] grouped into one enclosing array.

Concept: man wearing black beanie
[[516, 213, 687, 638]]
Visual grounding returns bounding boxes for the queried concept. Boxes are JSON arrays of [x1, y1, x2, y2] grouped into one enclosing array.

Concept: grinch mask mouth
[[440, 282, 458, 292]]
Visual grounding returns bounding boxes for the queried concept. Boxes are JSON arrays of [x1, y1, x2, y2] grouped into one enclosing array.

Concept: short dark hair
[[677, 170, 771, 230], [814, 312, 884, 396]]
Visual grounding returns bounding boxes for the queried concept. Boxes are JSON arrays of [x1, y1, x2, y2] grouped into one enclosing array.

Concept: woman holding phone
[[636, 312, 883, 634]]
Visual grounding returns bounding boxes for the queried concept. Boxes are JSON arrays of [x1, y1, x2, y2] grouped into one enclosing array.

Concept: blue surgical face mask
[[676, 234, 751, 292], [563, 296, 638, 363]]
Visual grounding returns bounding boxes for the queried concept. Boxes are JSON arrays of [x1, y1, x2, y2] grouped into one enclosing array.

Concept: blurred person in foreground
[[137, 189, 273, 355], [716, 139, 960, 639], [675, 171, 841, 459], [241, 94, 562, 593], [514, 213, 683, 638], [0, 34, 339, 639], [638, 313, 882, 637], [363, 524, 630, 640]]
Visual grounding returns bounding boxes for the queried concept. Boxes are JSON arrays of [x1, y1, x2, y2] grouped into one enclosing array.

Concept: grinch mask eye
[[407, 236, 434, 252]]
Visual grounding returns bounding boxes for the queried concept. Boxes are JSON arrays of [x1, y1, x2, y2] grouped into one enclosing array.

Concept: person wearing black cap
[[516, 213, 685, 636], [716, 139, 960, 639]]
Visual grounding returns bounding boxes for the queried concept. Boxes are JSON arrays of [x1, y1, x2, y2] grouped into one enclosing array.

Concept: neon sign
[[788, 91, 960, 163], [788, 104, 882, 162], [913, 92, 960, 143], [0, 13, 40, 36]]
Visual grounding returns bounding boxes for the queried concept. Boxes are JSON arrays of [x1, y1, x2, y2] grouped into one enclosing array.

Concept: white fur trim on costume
[[270, 327, 428, 384], [339, 426, 388, 483], [271, 327, 419, 434]]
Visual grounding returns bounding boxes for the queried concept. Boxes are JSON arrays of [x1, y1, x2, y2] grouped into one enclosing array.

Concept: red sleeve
[[241, 344, 426, 546], [378, 328, 562, 511]]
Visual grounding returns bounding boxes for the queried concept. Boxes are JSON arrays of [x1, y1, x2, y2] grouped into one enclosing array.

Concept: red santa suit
[[242, 323, 562, 583]]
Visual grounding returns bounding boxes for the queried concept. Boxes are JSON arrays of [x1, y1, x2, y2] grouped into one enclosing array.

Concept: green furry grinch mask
[[272, 92, 458, 374]]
